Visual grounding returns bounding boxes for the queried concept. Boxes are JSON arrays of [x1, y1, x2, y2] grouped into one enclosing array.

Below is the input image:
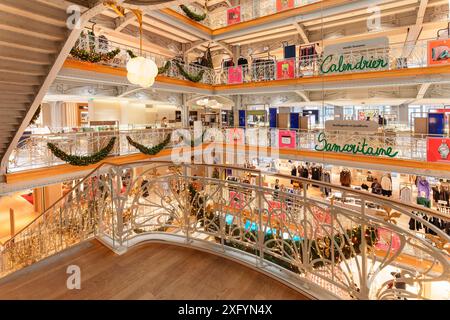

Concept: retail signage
[[325, 120, 378, 132], [229, 191, 245, 210], [227, 66, 243, 84], [321, 37, 389, 74], [276, 0, 294, 12], [427, 138, 450, 163], [428, 39, 450, 66], [278, 130, 296, 149], [227, 6, 241, 25], [314, 132, 399, 158], [276, 59, 295, 80]]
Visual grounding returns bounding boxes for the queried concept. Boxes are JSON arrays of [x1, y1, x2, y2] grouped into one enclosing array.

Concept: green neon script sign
[[314, 132, 399, 158], [320, 54, 389, 74]]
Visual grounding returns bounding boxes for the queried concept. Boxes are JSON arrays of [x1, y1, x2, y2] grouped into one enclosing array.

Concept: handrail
[[1, 159, 448, 299], [4, 159, 449, 248]]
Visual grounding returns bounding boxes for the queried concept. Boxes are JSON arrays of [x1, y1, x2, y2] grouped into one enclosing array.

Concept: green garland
[[47, 137, 116, 166], [126, 50, 171, 75], [180, 4, 206, 21], [158, 61, 171, 75], [214, 221, 377, 272], [70, 47, 120, 63], [29, 105, 41, 126], [176, 62, 205, 82], [127, 49, 137, 59], [126, 134, 171, 155]]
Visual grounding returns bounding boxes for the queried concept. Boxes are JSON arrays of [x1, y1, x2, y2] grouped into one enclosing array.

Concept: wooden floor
[[0, 240, 308, 300]]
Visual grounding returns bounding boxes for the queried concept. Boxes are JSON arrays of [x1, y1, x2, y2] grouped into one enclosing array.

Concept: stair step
[[0, 72, 42, 86], [0, 29, 60, 54], [0, 45, 53, 65], [0, 59, 48, 76], [2, 94, 34, 104], [0, 84, 38, 95], [0, 0, 68, 27], [0, 12, 67, 42]]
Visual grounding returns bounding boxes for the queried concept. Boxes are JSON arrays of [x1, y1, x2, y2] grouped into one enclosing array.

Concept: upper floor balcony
[[67, 33, 440, 90], [170, 0, 322, 30]]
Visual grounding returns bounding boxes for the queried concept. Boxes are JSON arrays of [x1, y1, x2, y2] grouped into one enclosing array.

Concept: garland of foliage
[[203, 213, 377, 272], [70, 47, 120, 63], [47, 137, 116, 166], [158, 61, 171, 75], [176, 62, 205, 82], [180, 4, 206, 21], [126, 50, 171, 75], [201, 47, 214, 69], [178, 130, 206, 147], [29, 105, 41, 125], [126, 134, 171, 155]]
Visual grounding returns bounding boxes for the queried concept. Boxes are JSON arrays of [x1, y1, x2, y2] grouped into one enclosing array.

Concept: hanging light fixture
[[126, 9, 158, 88]]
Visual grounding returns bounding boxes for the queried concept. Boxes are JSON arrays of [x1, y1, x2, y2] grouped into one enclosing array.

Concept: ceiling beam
[[114, 11, 136, 32], [416, 83, 431, 99], [401, 0, 428, 58], [295, 90, 310, 102], [293, 22, 309, 44]]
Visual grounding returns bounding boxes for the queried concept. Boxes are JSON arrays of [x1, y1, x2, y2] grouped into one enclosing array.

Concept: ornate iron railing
[[218, 39, 429, 84], [8, 128, 173, 172], [1, 160, 449, 299], [69, 33, 216, 84], [7, 127, 444, 173], [172, 0, 322, 29]]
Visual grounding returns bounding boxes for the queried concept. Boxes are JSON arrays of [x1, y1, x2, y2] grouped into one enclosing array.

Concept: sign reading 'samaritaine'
[[314, 132, 399, 158], [320, 37, 390, 75]]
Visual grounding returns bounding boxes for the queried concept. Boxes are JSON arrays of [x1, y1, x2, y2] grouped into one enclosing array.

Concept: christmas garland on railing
[[126, 134, 171, 155], [180, 4, 206, 22], [176, 62, 205, 82], [127, 50, 171, 75], [70, 47, 120, 63], [158, 61, 171, 75], [29, 105, 41, 126], [47, 137, 116, 166]]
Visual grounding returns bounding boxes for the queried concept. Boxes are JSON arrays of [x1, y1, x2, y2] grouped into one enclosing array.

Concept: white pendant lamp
[[126, 9, 157, 88]]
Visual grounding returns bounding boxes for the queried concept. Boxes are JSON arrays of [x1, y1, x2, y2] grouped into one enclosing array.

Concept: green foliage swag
[[180, 4, 206, 21], [29, 105, 41, 126], [47, 137, 116, 166], [206, 218, 377, 272], [158, 61, 171, 75], [176, 62, 205, 82], [126, 134, 171, 155], [70, 47, 120, 63], [126, 50, 171, 75]]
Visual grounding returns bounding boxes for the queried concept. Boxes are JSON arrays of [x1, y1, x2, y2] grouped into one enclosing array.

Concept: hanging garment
[[237, 57, 248, 66], [321, 172, 331, 196], [400, 186, 412, 203], [300, 167, 309, 178], [311, 166, 322, 181], [432, 186, 440, 203], [417, 196, 431, 208], [417, 178, 430, 199], [340, 169, 351, 187], [408, 212, 423, 231], [381, 175, 392, 192], [290, 166, 297, 184]]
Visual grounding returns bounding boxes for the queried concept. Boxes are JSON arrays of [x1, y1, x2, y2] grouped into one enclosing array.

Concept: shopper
[[273, 179, 280, 200]]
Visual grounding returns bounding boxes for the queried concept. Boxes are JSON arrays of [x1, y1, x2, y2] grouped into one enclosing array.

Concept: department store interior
[[0, 0, 449, 301]]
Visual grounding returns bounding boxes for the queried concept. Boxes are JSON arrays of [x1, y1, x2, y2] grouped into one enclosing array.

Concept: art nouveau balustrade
[[1, 161, 448, 300], [217, 40, 428, 84], [6, 128, 436, 173], [172, 0, 322, 29], [70, 34, 430, 86], [8, 128, 173, 172]]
